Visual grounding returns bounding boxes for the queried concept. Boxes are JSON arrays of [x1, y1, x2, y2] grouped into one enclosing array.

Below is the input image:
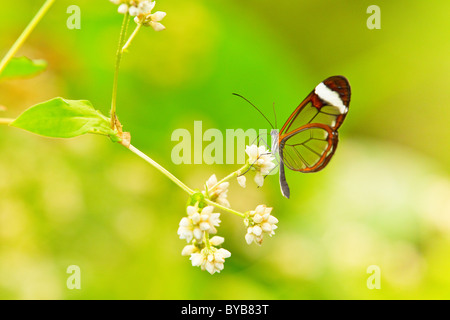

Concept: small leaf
[[0, 56, 47, 79], [187, 192, 207, 208], [11, 97, 120, 140]]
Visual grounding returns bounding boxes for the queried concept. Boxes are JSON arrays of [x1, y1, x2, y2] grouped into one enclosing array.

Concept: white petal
[[206, 174, 217, 189], [253, 214, 263, 224], [181, 245, 197, 256], [254, 172, 264, 187], [255, 205, 266, 215], [218, 182, 229, 192], [217, 248, 231, 258], [245, 233, 254, 245], [193, 228, 203, 240], [261, 222, 272, 233], [117, 4, 129, 14], [252, 225, 262, 236], [210, 213, 221, 225], [209, 226, 218, 234], [256, 236, 263, 245], [190, 253, 204, 266], [186, 205, 197, 216], [177, 227, 192, 242], [191, 212, 200, 224], [205, 261, 216, 274], [214, 254, 224, 264], [214, 262, 224, 271], [268, 215, 278, 224], [258, 145, 267, 155], [201, 206, 214, 215], [139, 0, 156, 13], [150, 21, 165, 31], [151, 11, 166, 22], [245, 145, 258, 159], [128, 6, 139, 16], [209, 236, 224, 246], [237, 175, 246, 188], [199, 222, 211, 231], [179, 217, 190, 227], [217, 197, 230, 208]]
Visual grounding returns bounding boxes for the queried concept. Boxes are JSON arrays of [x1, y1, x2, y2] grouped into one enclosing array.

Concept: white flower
[[128, 6, 140, 16], [177, 205, 221, 242], [245, 145, 276, 187], [147, 11, 166, 31], [111, 0, 166, 31], [190, 247, 231, 275], [237, 175, 246, 188], [132, 1, 166, 31], [181, 244, 199, 256], [209, 236, 225, 246], [117, 3, 129, 14], [202, 174, 231, 208], [244, 205, 278, 245]]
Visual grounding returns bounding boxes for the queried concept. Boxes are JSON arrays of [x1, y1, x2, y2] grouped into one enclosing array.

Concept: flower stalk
[[0, 0, 55, 75], [121, 23, 142, 53], [110, 12, 130, 130], [128, 144, 194, 195], [0, 118, 14, 125]]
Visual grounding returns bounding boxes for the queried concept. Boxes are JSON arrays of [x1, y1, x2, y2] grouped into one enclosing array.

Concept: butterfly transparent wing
[[280, 124, 338, 172]]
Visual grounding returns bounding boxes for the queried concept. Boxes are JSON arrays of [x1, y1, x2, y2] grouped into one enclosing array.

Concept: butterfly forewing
[[279, 76, 350, 173]]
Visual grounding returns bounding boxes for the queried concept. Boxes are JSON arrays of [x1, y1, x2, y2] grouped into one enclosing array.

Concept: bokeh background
[[0, 0, 449, 299]]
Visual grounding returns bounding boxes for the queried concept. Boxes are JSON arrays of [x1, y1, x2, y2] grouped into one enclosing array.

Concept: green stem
[[122, 23, 142, 53], [0, 118, 14, 125], [126, 144, 246, 218], [0, 0, 55, 75], [209, 163, 250, 191], [127, 144, 195, 195], [110, 13, 130, 129], [205, 199, 246, 218], [203, 231, 211, 249]]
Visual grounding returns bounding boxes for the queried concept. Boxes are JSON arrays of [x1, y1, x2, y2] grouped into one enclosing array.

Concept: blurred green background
[[0, 0, 449, 299]]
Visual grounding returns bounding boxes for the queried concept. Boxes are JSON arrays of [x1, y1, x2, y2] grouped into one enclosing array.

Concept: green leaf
[[11, 97, 120, 140], [187, 191, 207, 208], [0, 56, 47, 79]]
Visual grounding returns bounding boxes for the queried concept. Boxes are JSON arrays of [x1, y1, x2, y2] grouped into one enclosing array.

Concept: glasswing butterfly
[[235, 75, 351, 199]]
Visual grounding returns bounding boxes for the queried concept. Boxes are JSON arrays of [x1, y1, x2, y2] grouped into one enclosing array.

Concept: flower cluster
[[110, 0, 166, 31], [242, 145, 276, 187], [183, 236, 231, 275], [244, 205, 278, 245], [179, 145, 279, 274], [178, 204, 221, 243], [178, 204, 231, 275]]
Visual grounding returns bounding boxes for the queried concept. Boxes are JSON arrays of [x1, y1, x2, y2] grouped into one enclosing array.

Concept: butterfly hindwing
[[280, 124, 338, 173]]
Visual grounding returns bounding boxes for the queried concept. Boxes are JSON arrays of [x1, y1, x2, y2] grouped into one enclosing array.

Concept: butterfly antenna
[[272, 102, 277, 129], [232, 93, 274, 129]]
